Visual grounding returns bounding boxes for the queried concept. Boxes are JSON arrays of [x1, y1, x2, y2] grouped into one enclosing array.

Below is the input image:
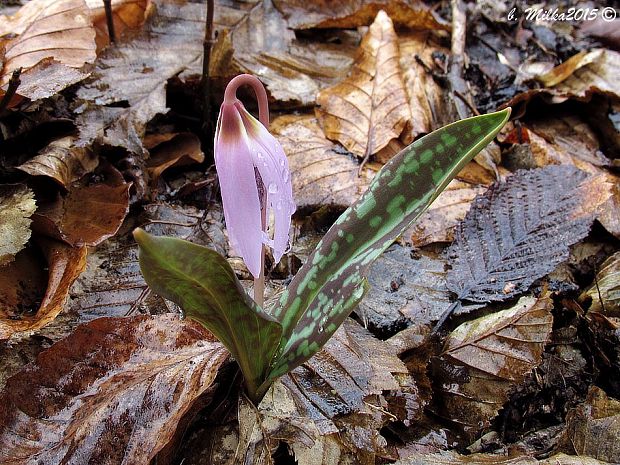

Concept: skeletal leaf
[[134, 229, 282, 400], [447, 165, 612, 303], [17, 136, 99, 188], [433, 294, 553, 437], [580, 252, 620, 316], [0, 185, 36, 266], [271, 114, 373, 210], [316, 10, 411, 159], [267, 109, 511, 386], [0, 314, 228, 465]]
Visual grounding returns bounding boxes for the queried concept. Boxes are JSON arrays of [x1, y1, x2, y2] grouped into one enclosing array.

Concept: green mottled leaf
[[267, 109, 511, 385], [133, 229, 281, 399]]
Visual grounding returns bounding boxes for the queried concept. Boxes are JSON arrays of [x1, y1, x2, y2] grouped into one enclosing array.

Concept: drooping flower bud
[[214, 74, 295, 278]]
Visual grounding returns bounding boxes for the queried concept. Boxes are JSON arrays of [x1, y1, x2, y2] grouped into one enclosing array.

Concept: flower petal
[[236, 102, 296, 263], [215, 102, 263, 278]]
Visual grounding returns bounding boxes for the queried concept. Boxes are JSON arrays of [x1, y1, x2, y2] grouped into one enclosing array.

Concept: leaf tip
[[132, 227, 150, 246]]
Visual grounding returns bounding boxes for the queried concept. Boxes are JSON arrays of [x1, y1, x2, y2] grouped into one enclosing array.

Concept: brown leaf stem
[[103, 0, 116, 44]]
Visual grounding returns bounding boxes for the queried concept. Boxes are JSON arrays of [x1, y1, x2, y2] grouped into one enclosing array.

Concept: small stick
[[0, 68, 22, 114], [202, 0, 215, 133], [103, 0, 116, 44], [430, 300, 460, 337]]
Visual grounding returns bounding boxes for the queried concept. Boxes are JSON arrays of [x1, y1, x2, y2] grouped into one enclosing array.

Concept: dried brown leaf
[[273, 0, 449, 31], [17, 136, 99, 188], [580, 251, 620, 316], [145, 132, 205, 188], [0, 314, 229, 465], [0, 0, 96, 100], [32, 167, 130, 247], [316, 10, 411, 159], [433, 294, 553, 437], [396, 451, 612, 465], [271, 114, 373, 210], [0, 184, 36, 266], [557, 386, 620, 463], [210, 1, 355, 107], [0, 238, 86, 340]]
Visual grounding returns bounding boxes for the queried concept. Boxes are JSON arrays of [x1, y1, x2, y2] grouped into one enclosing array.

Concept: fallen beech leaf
[[0, 0, 97, 100], [395, 451, 612, 464], [273, 0, 449, 30], [85, 0, 150, 50], [316, 10, 411, 159], [0, 184, 36, 266], [557, 386, 620, 463], [580, 252, 620, 316], [433, 294, 553, 437], [32, 166, 130, 247], [210, 1, 355, 107], [447, 166, 612, 303], [145, 132, 205, 188], [238, 319, 420, 464], [69, 202, 226, 323], [271, 114, 373, 210], [357, 245, 452, 334], [0, 238, 87, 340], [76, 0, 205, 153], [17, 136, 99, 188], [0, 314, 229, 465]]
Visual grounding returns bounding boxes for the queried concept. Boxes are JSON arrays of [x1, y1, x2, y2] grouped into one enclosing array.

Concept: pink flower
[[214, 74, 295, 279]]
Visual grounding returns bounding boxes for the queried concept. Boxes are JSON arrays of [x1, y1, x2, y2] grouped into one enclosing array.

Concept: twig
[[454, 90, 480, 116], [103, 0, 116, 44], [201, 0, 216, 134], [430, 300, 461, 337], [0, 67, 22, 114]]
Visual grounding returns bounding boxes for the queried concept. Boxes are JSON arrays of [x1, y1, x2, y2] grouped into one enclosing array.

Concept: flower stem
[[226, 74, 271, 307], [201, 0, 215, 133]]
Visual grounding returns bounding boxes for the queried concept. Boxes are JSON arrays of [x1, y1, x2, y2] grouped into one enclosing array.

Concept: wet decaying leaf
[[238, 319, 420, 464], [395, 451, 612, 464], [271, 114, 373, 210], [145, 132, 205, 188], [357, 244, 451, 335], [316, 10, 410, 159], [447, 166, 612, 304], [0, 184, 36, 266], [0, 238, 87, 340], [0, 0, 97, 101], [210, 0, 355, 107], [432, 294, 553, 438], [557, 386, 620, 464], [76, 0, 205, 153], [580, 251, 620, 316], [273, 0, 449, 31], [32, 166, 131, 247], [17, 136, 99, 188], [0, 314, 229, 465]]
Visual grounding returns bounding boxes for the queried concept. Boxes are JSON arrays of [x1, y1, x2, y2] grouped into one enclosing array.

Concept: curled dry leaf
[[580, 251, 620, 316], [0, 184, 36, 266], [357, 245, 452, 335], [17, 136, 99, 188], [432, 294, 553, 437], [273, 0, 449, 31], [557, 386, 620, 463], [76, 0, 204, 153], [238, 319, 420, 464], [210, 0, 355, 107], [271, 114, 373, 210], [32, 165, 130, 247], [447, 166, 612, 304], [0, 0, 97, 101], [0, 238, 87, 340], [316, 10, 411, 159], [0, 314, 229, 465], [145, 132, 205, 188]]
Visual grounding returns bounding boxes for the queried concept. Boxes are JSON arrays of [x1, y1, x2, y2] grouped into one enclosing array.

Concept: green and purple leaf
[[265, 109, 511, 385], [133, 229, 281, 400]]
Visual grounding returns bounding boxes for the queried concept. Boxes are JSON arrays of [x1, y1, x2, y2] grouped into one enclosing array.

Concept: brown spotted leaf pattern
[[0, 314, 228, 465], [0, 238, 87, 340], [316, 10, 411, 159], [271, 114, 374, 210], [432, 294, 553, 438]]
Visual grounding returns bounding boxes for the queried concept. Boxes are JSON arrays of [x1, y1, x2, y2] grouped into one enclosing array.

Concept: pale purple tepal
[[214, 74, 295, 279]]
